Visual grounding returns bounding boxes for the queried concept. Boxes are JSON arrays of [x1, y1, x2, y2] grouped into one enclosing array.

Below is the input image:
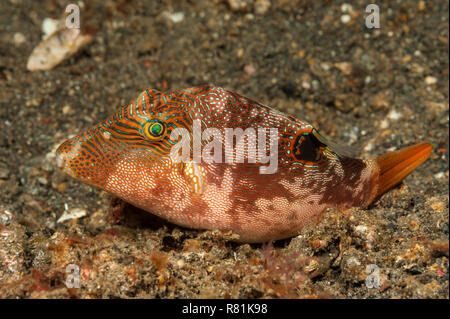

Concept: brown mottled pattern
[[56, 85, 423, 243]]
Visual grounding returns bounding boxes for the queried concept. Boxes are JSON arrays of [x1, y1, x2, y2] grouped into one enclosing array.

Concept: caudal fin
[[375, 142, 433, 198]]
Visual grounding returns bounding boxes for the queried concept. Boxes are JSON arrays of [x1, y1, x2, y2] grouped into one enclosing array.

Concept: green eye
[[144, 121, 166, 140], [151, 123, 163, 135]]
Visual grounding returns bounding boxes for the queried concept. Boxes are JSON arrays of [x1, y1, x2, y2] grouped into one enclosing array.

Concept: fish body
[[56, 86, 432, 242]]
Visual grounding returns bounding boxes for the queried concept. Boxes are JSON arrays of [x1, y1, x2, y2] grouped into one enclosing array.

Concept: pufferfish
[[56, 85, 432, 243]]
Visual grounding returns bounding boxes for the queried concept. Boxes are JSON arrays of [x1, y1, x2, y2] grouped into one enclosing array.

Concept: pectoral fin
[[177, 160, 206, 196]]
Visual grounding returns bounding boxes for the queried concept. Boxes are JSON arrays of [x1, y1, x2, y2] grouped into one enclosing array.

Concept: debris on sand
[[27, 27, 93, 71], [27, 15, 93, 71]]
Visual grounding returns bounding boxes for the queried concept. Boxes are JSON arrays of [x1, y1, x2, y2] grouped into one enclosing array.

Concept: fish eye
[[144, 120, 166, 141], [293, 132, 325, 162]]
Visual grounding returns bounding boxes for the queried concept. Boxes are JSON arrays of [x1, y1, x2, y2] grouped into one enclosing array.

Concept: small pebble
[[320, 62, 330, 71], [371, 91, 391, 110], [228, 0, 250, 12], [244, 64, 256, 75], [425, 76, 437, 85], [42, 17, 62, 39], [387, 109, 402, 120], [55, 182, 67, 193], [346, 256, 360, 267], [13, 32, 26, 46], [364, 141, 374, 152], [57, 208, 87, 223], [311, 80, 320, 90], [340, 3, 353, 13], [163, 11, 184, 23], [254, 0, 270, 15], [340, 14, 351, 24], [434, 172, 445, 179], [62, 104, 72, 115], [26, 97, 42, 108], [37, 177, 48, 185], [431, 201, 445, 213], [335, 62, 352, 75], [379, 119, 389, 129], [176, 259, 185, 268], [356, 225, 368, 233], [301, 81, 311, 89], [418, 1, 426, 11], [0, 208, 13, 226]]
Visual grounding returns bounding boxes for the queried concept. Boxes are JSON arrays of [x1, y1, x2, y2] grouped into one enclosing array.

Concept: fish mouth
[[55, 135, 108, 188], [55, 139, 80, 180]]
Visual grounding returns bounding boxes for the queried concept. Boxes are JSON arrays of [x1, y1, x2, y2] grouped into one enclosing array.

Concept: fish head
[[55, 89, 190, 207]]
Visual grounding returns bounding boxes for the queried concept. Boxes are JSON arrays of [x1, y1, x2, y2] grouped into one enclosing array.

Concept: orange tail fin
[[375, 142, 433, 198]]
